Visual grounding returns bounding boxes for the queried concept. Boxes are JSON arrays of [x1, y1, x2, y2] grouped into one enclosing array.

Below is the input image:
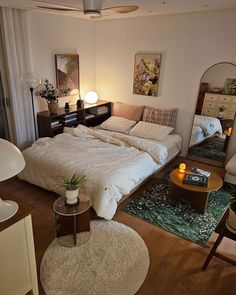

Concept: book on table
[[183, 173, 208, 187]]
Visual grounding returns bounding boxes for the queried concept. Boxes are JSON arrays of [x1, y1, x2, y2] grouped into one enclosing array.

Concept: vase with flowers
[[35, 79, 70, 114]]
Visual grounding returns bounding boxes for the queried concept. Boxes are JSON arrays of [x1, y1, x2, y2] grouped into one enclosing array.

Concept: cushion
[[129, 121, 173, 141], [225, 154, 236, 175], [112, 102, 144, 122], [100, 116, 137, 133], [142, 106, 177, 129]]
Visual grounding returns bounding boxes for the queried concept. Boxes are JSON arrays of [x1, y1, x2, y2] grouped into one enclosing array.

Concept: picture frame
[[223, 78, 236, 95], [133, 53, 162, 97], [55, 54, 80, 93]]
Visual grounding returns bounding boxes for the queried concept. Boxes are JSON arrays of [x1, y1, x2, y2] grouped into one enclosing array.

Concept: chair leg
[[202, 235, 224, 271]]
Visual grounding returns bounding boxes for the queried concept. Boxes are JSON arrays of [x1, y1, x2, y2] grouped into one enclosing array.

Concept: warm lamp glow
[[179, 163, 186, 174], [228, 127, 232, 135], [84, 91, 98, 104]]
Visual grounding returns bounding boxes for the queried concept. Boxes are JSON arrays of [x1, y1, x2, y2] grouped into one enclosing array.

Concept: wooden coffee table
[[168, 168, 223, 214]]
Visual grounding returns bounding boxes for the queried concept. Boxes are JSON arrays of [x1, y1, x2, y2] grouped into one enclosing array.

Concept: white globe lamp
[[84, 91, 99, 104]]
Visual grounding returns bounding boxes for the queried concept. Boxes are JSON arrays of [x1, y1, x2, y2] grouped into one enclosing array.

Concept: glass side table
[[53, 194, 91, 247]]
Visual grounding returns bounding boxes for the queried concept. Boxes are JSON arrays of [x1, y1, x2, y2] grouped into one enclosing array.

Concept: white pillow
[[129, 121, 173, 141], [100, 116, 137, 133]]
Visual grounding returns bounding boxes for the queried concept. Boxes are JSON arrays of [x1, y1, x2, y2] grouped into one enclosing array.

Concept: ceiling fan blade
[[37, 6, 82, 12], [101, 5, 139, 14]]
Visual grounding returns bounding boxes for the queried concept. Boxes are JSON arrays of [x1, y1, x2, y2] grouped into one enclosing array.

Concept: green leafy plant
[[60, 174, 87, 191], [219, 106, 226, 112]]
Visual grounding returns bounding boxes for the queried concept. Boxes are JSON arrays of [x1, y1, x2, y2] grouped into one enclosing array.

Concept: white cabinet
[[0, 201, 38, 295], [202, 93, 236, 119]]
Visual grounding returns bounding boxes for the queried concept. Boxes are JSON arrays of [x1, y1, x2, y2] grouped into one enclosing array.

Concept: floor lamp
[[21, 72, 41, 140], [0, 139, 25, 222]]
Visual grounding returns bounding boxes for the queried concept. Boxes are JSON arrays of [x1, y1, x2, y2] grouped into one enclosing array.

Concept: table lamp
[[84, 91, 98, 104], [0, 139, 25, 222], [179, 163, 186, 174]]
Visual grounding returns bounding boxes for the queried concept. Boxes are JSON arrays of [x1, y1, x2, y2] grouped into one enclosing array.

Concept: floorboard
[[0, 158, 235, 295]]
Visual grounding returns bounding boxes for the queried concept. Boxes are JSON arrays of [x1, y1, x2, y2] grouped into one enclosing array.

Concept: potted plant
[[218, 106, 226, 118], [35, 79, 70, 114], [227, 188, 236, 233], [60, 173, 87, 205]]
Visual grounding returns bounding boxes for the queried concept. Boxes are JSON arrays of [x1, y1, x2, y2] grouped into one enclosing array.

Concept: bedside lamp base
[[0, 198, 19, 222]]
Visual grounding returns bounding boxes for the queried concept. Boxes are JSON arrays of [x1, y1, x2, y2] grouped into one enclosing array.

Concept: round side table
[[53, 195, 91, 247]]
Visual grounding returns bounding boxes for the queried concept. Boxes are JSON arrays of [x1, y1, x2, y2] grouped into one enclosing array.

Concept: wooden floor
[[0, 158, 235, 295]]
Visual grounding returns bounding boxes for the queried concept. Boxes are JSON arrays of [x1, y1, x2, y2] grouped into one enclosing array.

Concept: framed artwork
[[223, 78, 236, 95], [55, 54, 79, 92], [133, 53, 162, 97]]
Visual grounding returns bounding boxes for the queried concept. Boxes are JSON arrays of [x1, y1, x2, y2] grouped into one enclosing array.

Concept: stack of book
[[89, 106, 108, 115], [51, 120, 62, 128], [60, 113, 78, 124], [183, 168, 211, 187]]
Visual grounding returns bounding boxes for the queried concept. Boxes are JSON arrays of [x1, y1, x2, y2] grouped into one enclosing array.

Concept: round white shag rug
[[40, 220, 149, 295]]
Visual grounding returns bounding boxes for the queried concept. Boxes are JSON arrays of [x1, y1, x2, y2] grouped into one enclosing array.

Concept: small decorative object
[[226, 187, 236, 233], [35, 79, 70, 114], [210, 87, 222, 94], [178, 163, 186, 174], [85, 91, 99, 104], [76, 95, 84, 109], [223, 78, 236, 95], [133, 52, 162, 97], [218, 106, 226, 118], [64, 102, 70, 111], [59, 174, 87, 205], [55, 54, 80, 92]]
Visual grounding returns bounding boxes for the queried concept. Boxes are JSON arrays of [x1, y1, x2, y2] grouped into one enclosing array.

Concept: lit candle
[[179, 163, 186, 173], [228, 127, 232, 135]]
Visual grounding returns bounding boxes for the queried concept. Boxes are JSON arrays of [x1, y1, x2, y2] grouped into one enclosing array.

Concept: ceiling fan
[[36, 0, 139, 18]]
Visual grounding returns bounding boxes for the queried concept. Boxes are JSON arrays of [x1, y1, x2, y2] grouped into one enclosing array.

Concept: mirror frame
[[188, 61, 236, 166]]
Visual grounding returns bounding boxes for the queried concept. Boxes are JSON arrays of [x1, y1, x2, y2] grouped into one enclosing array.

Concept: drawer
[[201, 108, 217, 117], [204, 101, 217, 109], [230, 104, 236, 112], [218, 95, 232, 103], [231, 96, 236, 104], [204, 93, 218, 102], [223, 111, 236, 120]]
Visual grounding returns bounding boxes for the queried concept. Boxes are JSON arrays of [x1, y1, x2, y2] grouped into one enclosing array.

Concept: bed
[[189, 115, 222, 147], [19, 123, 182, 220]]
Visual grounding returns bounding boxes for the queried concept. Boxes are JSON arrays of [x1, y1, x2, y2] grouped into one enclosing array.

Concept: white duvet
[[19, 125, 170, 219], [193, 115, 222, 136]]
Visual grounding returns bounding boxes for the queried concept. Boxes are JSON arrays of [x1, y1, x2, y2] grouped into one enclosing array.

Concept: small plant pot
[[218, 111, 224, 118], [226, 205, 236, 234], [65, 189, 79, 205]]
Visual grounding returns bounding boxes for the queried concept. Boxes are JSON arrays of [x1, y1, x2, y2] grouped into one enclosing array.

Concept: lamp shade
[[84, 91, 99, 104], [0, 139, 25, 181]]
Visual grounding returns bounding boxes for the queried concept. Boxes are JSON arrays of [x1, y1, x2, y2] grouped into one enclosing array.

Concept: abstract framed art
[[55, 54, 80, 93], [133, 53, 162, 97]]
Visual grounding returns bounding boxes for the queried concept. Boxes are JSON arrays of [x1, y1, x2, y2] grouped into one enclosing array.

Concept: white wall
[[27, 11, 96, 111], [95, 9, 236, 156]]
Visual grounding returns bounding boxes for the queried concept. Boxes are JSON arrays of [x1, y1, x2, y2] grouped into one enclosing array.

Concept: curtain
[[0, 7, 34, 149]]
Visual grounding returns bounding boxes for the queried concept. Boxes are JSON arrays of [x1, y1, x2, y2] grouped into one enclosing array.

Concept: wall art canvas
[[55, 54, 79, 93], [133, 53, 162, 97], [223, 78, 236, 95]]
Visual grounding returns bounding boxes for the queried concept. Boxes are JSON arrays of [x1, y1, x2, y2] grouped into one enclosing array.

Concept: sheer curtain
[[0, 7, 34, 149]]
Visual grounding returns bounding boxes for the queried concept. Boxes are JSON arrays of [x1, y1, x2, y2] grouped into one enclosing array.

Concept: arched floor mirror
[[188, 62, 236, 167]]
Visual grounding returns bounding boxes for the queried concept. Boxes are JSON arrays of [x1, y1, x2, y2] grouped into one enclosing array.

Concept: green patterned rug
[[188, 136, 225, 162], [123, 175, 231, 247]]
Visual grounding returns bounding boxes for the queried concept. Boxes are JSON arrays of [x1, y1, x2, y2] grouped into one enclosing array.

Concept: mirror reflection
[[188, 62, 236, 166]]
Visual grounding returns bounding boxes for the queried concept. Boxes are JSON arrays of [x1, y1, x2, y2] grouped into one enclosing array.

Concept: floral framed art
[[55, 54, 80, 93], [133, 53, 162, 97]]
